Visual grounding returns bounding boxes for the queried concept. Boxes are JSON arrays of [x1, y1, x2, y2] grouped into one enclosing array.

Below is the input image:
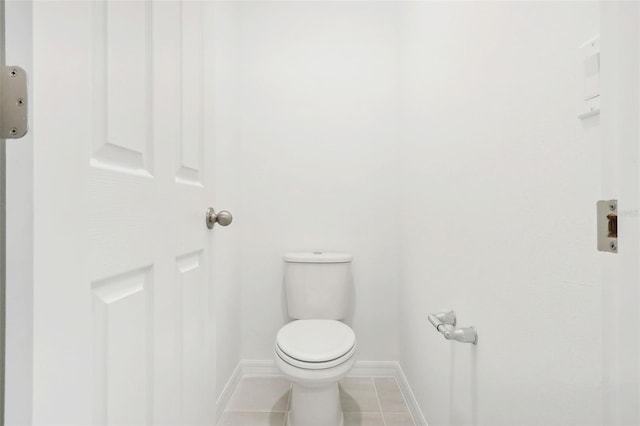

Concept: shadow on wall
[[447, 344, 479, 425]]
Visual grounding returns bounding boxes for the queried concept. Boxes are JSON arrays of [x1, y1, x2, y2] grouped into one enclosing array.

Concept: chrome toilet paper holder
[[428, 311, 477, 344]]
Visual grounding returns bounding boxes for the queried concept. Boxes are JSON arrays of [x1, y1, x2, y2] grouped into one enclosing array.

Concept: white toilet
[[274, 252, 357, 426]]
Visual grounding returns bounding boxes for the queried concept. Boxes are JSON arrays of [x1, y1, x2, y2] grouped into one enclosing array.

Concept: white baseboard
[[348, 360, 399, 378], [393, 362, 428, 426], [215, 363, 243, 424], [240, 359, 281, 377], [216, 359, 427, 426]]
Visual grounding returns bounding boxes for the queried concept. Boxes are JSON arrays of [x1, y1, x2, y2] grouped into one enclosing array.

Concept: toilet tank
[[283, 252, 353, 320]]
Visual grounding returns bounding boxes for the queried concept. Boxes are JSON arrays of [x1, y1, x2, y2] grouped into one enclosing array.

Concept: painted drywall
[[398, 2, 604, 425], [599, 2, 640, 424], [231, 2, 402, 361], [208, 1, 243, 401]]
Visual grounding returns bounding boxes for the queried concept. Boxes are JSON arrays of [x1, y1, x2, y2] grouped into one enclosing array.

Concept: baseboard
[[394, 362, 428, 426], [215, 362, 243, 424], [216, 359, 427, 426], [348, 360, 399, 378], [240, 359, 281, 377]]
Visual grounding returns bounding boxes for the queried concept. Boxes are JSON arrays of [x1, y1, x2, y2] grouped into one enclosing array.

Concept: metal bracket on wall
[[597, 199, 617, 253], [428, 311, 478, 344], [0, 66, 28, 139]]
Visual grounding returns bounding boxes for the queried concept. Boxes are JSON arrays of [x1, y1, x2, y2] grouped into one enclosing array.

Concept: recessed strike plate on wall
[[597, 200, 617, 253], [0, 66, 28, 139]]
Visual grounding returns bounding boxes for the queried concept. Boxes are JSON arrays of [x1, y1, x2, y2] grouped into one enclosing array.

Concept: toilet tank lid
[[283, 252, 353, 263]]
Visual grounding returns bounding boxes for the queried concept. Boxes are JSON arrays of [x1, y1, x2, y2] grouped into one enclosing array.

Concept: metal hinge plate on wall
[[597, 199, 617, 253], [0, 66, 28, 139]]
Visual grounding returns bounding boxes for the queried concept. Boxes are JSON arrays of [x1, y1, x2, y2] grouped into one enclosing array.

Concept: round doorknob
[[206, 207, 233, 229]]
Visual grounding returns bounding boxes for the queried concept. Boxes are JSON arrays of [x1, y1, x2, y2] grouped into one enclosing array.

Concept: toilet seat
[[276, 320, 356, 370], [276, 341, 356, 370]]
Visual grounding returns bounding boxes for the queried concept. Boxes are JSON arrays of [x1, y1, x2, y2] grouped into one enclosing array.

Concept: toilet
[[274, 252, 357, 426]]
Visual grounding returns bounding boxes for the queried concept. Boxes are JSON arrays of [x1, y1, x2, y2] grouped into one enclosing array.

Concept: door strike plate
[[0, 66, 28, 139], [597, 199, 617, 253]]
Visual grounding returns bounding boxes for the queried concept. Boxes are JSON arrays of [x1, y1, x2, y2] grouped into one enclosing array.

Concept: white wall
[[399, 2, 603, 425], [231, 2, 402, 361], [209, 1, 243, 400], [600, 1, 640, 424]]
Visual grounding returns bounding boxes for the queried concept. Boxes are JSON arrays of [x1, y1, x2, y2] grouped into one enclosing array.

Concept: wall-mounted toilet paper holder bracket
[[428, 311, 477, 345], [428, 310, 456, 330]]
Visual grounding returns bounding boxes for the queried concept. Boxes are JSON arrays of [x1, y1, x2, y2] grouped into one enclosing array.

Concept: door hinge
[[0, 66, 28, 139]]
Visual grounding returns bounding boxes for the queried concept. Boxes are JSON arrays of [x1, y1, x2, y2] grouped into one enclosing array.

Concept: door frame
[[3, 0, 33, 424], [0, 0, 6, 422]]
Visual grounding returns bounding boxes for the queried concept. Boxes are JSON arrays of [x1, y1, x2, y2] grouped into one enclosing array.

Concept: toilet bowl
[[274, 319, 357, 426]]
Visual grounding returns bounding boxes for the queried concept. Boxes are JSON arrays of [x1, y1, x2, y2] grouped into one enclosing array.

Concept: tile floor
[[219, 376, 416, 426]]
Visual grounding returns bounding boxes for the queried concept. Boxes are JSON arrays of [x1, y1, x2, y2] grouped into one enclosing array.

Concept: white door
[[28, 1, 217, 424]]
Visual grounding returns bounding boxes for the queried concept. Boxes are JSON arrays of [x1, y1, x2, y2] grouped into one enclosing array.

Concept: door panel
[[92, 267, 153, 426], [92, 0, 153, 176], [177, 251, 206, 425], [178, 1, 204, 187]]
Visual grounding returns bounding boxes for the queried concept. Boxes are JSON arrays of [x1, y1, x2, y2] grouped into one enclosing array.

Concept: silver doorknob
[[206, 207, 233, 229]]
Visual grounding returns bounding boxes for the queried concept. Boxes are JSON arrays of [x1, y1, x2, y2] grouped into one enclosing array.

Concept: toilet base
[[286, 382, 344, 426]]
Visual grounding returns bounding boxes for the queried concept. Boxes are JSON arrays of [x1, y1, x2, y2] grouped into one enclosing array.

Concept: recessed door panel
[[176, 1, 204, 187], [92, 267, 153, 426], [91, 0, 153, 176], [176, 251, 206, 425]]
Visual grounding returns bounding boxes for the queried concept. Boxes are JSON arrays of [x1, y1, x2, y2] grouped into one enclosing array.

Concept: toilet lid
[[276, 320, 356, 363]]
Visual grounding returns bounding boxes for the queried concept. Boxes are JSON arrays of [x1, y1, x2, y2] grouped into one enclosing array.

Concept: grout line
[[372, 378, 388, 426]]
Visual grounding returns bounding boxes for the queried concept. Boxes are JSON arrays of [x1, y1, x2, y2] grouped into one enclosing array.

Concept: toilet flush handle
[[206, 207, 233, 229]]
